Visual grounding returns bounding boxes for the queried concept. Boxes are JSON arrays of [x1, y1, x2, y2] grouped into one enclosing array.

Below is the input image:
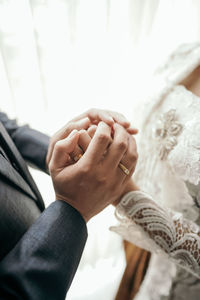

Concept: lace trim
[[152, 109, 183, 160], [111, 191, 200, 278]]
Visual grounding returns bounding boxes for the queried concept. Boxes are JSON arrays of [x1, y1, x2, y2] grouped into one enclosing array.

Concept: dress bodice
[[111, 43, 200, 300], [136, 84, 200, 220], [134, 43, 200, 220]]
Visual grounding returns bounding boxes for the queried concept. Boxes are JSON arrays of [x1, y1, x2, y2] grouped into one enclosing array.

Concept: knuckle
[[55, 140, 62, 148], [96, 174, 107, 185], [130, 151, 138, 162], [79, 129, 87, 135], [80, 162, 92, 175], [116, 140, 127, 152], [54, 140, 64, 151], [97, 133, 109, 143], [87, 108, 96, 114], [87, 125, 97, 135], [66, 122, 75, 132]]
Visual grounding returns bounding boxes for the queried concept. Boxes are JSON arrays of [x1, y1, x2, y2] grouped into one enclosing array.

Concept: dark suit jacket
[[0, 112, 87, 299]]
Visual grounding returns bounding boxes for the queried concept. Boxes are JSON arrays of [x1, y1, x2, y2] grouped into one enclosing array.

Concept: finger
[[78, 129, 92, 152], [55, 117, 91, 141], [104, 123, 129, 169], [89, 109, 131, 128], [71, 108, 131, 128], [109, 111, 130, 128], [87, 109, 114, 126], [70, 130, 92, 162], [89, 110, 138, 134], [47, 117, 91, 164], [84, 122, 112, 163], [50, 130, 79, 170], [126, 127, 139, 134], [70, 145, 83, 162], [118, 135, 138, 181], [72, 108, 114, 126], [87, 125, 97, 138]]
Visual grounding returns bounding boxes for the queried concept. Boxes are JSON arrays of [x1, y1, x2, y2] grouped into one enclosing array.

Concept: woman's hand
[[70, 108, 138, 134], [46, 108, 138, 170]]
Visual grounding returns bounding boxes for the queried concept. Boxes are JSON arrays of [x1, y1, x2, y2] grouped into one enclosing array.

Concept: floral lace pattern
[[153, 109, 182, 160], [112, 191, 200, 278]]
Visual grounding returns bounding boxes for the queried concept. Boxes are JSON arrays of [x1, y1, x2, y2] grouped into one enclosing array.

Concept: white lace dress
[[111, 43, 200, 300]]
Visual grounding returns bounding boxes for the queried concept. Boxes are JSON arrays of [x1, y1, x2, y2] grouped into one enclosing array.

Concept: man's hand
[[49, 122, 138, 222], [46, 108, 138, 169]]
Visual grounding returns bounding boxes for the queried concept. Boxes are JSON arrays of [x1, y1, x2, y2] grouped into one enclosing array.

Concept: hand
[[70, 108, 136, 130], [72, 124, 139, 208], [46, 108, 138, 169], [49, 122, 138, 222]]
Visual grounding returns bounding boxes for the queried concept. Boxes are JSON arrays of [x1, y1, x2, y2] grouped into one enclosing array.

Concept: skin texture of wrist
[[113, 180, 139, 207]]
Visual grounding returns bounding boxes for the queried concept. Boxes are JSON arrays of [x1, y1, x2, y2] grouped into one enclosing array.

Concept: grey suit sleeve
[[0, 112, 50, 172], [0, 200, 88, 300]]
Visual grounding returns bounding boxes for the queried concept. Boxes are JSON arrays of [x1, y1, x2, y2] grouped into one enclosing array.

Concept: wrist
[[56, 196, 90, 223], [113, 180, 140, 207], [56, 198, 89, 224], [124, 181, 139, 194]]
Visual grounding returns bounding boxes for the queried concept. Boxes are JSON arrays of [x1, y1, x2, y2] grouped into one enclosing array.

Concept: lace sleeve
[[110, 191, 200, 278]]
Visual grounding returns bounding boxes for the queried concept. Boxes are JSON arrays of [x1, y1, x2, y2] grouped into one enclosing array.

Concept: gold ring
[[73, 153, 83, 162], [119, 162, 130, 175]]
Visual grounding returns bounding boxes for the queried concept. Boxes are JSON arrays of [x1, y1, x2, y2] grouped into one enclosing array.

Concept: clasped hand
[[47, 109, 138, 222]]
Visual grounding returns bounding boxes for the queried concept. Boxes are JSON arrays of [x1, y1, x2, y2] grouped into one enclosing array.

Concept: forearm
[[0, 200, 87, 300], [112, 190, 200, 277]]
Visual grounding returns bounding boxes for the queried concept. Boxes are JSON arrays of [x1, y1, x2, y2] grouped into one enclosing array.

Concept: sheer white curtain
[[0, 1, 200, 299]]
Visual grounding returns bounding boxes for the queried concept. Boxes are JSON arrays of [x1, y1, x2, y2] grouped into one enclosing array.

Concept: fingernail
[[68, 129, 78, 138], [128, 128, 139, 135]]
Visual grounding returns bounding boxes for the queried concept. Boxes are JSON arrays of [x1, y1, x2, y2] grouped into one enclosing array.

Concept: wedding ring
[[73, 153, 83, 162], [119, 162, 130, 175]]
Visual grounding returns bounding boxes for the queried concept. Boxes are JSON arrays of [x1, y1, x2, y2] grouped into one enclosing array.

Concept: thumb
[[50, 130, 79, 170]]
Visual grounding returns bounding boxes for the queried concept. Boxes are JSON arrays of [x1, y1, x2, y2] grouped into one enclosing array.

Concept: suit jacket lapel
[[0, 122, 45, 211], [0, 154, 37, 200]]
